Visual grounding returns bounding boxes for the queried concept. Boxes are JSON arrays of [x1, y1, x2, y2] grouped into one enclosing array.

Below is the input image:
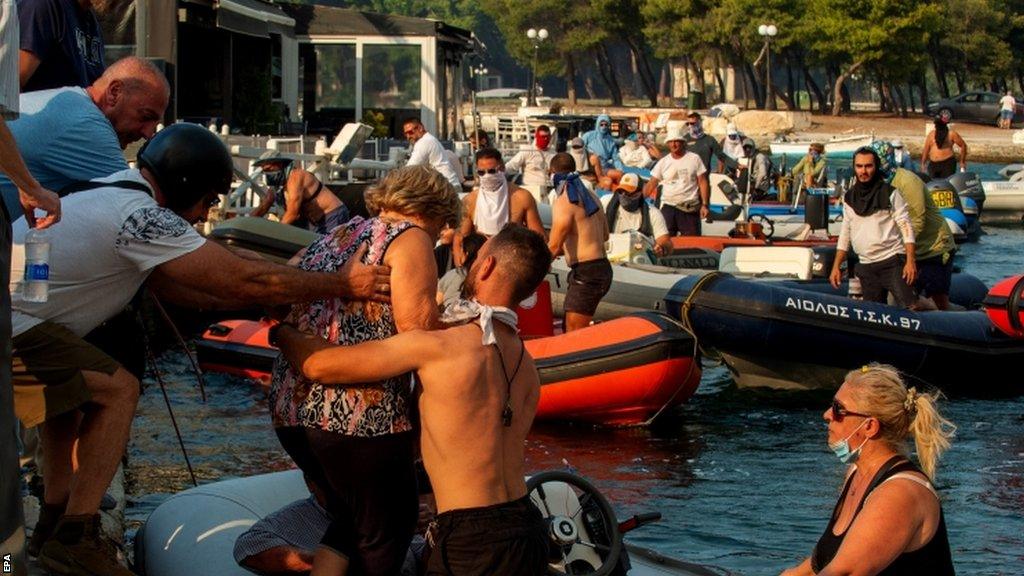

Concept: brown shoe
[[27, 501, 66, 557], [37, 514, 134, 576]]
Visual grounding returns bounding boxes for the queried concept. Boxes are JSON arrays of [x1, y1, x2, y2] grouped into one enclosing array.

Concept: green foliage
[[234, 66, 281, 134], [362, 109, 390, 137]]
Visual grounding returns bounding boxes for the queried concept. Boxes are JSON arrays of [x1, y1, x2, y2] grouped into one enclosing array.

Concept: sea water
[[125, 171, 1024, 574]]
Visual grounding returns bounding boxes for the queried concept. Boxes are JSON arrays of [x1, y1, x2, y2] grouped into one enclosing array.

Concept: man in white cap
[[720, 122, 745, 163], [644, 128, 709, 236], [891, 139, 914, 170], [602, 172, 672, 256]]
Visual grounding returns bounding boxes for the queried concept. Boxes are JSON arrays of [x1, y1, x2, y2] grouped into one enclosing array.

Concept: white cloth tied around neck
[[473, 175, 510, 236], [440, 298, 519, 345]]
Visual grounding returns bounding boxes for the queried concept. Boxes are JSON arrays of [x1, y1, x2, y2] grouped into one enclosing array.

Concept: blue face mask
[[810, 151, 821, 162], [828, 418, 870, 464]]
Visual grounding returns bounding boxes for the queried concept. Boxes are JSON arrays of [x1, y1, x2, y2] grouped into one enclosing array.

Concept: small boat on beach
[[663, 271, 1024, 395], [769, 133, 874, 157], [195, 309, 702, 427], [135, 469, 731, 576]]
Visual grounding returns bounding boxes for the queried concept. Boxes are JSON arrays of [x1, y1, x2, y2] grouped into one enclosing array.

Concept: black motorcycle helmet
[[137, 123, 234, 214]]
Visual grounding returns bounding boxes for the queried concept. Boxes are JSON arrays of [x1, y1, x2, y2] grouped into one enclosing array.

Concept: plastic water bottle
[[22, 227, 50, 303]]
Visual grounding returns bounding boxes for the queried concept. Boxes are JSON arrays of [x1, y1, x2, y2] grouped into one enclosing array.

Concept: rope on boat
[[642, 320, 701, 427], [680, 271, 726, 365], [145, 341, 199, 487], [150, 294, 208, 403]]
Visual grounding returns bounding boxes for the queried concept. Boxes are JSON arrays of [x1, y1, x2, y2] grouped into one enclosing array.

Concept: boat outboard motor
[[925, 178, 964, 212], [948, 171, 985, 211], [984, 274, 1024, 338]]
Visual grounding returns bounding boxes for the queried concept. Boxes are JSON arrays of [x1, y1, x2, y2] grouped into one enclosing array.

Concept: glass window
[[271, 34, 283, 100], [361, 44, 421, 109], [315, 44, 357, 111]]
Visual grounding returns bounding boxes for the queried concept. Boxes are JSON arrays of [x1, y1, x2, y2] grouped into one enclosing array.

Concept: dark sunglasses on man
[[476, 168, 502, 176]]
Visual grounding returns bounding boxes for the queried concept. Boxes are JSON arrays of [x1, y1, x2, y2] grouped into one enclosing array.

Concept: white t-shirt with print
[[600, 195, 669, 239], [9, 169, 206, 337], [650, 152, 706, 207]]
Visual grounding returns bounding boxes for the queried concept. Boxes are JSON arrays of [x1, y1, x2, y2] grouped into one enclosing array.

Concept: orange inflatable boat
[[194, 311, 701, 427]]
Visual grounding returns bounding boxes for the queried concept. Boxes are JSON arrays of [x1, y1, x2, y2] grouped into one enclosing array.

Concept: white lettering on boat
[[783, 297, 921, 330]]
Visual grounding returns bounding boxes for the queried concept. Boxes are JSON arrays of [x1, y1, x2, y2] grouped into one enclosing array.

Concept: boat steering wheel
[[748, 214, 775, 239], [527, 471, 624, 576]]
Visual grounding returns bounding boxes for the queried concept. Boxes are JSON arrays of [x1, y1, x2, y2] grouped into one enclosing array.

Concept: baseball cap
[[615, 173, 640, 193]]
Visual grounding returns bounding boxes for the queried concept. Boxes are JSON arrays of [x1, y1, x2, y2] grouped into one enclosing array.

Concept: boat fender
[[983, 274, 1024, 338]]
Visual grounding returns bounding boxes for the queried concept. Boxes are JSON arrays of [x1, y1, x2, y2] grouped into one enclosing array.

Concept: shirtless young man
[[275, 225, 552, 576], [251, 158, 349, 234], [920, 116, 967, 179], [547, 152, 611, 331]]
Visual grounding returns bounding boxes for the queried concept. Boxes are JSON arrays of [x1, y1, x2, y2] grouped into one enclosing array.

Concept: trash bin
[[687, 91, 705, 110], [805, 188, 830, 230]]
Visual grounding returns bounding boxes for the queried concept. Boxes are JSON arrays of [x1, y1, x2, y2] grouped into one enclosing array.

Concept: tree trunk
[[594, 44, 623, 106], [714, 56, 727, 104], [893, 83, 908, 117], [832, 60, 865, 116], [906, 81, 915, 112], [803, 65, 826, 114], [929, 49, 950, 98], [582, 59, 597, 100], [659, 61, 670, 100], [953, 69, 966, 94], [566, 53, 578, 106], [625, 37, 659, 107], [786, 63, 797, 110], [743, 61, 763, 109], [682, 56, 692, 95]]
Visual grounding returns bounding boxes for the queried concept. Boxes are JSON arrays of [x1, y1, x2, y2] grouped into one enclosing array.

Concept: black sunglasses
[[830, 398, 870, 422], [476, 168, 500, 175]]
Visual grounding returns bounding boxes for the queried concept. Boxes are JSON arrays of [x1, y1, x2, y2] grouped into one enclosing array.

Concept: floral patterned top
[[269, 216, 416, 437]]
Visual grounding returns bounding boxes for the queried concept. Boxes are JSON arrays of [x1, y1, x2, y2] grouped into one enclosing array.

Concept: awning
[[216, 0, 294, 38]]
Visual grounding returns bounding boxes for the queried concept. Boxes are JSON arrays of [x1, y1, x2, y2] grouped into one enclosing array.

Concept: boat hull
[[664, 272, 1024, 395], [195, 312, 701, 426]]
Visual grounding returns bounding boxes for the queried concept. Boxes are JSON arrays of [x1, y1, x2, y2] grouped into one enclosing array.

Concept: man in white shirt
[[402, 118, 462, 189], [644, 128, 709, 236], [999, 90, 1016, 129], [829, 147, 917, 308], [504, 125, 555, 203], [602, 173, 671, 256]]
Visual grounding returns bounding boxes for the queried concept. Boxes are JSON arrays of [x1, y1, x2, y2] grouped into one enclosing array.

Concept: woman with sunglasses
[[781, 364, 956, 576]]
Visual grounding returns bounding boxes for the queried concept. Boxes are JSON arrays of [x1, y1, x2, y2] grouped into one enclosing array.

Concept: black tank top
[[811, 456, 955, 575]]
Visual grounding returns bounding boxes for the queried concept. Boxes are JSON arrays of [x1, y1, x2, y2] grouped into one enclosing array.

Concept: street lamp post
[[758, 24, 778, 111], [470, 63, 488, 151], [526, 27, 548, 106]]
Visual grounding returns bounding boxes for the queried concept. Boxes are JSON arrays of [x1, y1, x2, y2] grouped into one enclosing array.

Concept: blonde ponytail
[[909, 389, 956, 480]]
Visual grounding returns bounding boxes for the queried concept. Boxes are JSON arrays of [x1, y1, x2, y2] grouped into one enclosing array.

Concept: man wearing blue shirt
[[18, 0, 105, 92]]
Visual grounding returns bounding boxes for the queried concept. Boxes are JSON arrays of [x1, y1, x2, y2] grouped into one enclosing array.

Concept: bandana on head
[[689, 119, 704, 139], [870, 140, 896, 183], [440, 298, 519, 345], [553, 172, 600, 217]]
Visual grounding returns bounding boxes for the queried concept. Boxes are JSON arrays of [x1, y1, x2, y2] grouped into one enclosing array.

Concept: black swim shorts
[[564, 258, 613, 316], [927, 157, 956, 179], [854, 254, 917, 308], [425, 495, 548, 576], [915, 252, 954, 297]]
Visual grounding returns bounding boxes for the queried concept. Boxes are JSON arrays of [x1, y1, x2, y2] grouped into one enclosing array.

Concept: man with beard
[[683, 112, 737, 173], [403, 117, 462, 190], [602, 172, 672, 257], [505, 125, 556, 203], [829, 147, 917, 308], [644, 128, 709, 237], [547, 152, 610, 332], [274, 224, 552, 576], [872, 140, 956, 310], [18, 0, 105, 91], [459, 147, 544, 242]]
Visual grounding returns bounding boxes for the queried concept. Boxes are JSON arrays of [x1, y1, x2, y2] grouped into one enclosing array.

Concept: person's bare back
[[549, 187, 608, 266]]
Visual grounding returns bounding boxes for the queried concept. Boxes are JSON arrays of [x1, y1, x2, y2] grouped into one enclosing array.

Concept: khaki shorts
[[12, 321, 121, 428]]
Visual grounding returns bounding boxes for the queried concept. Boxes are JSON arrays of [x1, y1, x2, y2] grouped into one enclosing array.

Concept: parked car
[[926, 91, 1024, 125]]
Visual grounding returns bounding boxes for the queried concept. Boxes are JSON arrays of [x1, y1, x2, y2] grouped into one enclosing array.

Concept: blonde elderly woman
[[782, 364, 956, 576], [268, 165, 460, 576]]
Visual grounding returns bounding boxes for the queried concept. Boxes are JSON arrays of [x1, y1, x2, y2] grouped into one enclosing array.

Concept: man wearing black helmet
[[6, 124, 389, 576]]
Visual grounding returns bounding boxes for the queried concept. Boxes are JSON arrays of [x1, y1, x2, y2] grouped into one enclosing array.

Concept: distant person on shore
[[830, 147, 917, 308], [249, 157, 350, 234], [0, 56, 169, 217], [581, 114, 624, 188], [720, 122, 745, 164], [548, 152, 611, 331], [9, 124, 392, 576], [891, 139, 914, 170], [790, 142, 827, 189], [275, 225, 552, 576], [459, 147, 544, 249], [603, 172, 672, 257], [403, 117, 462, 190], [920, 116, 967, 179], [18, 0, 105, 91], [873, 140, 956, 310], [780, 364, 955, 576], [999, 90, 1016, 129], [683, 111, 737, 173], [505, 125, 556, 203], [645, 128, 710, 236]]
